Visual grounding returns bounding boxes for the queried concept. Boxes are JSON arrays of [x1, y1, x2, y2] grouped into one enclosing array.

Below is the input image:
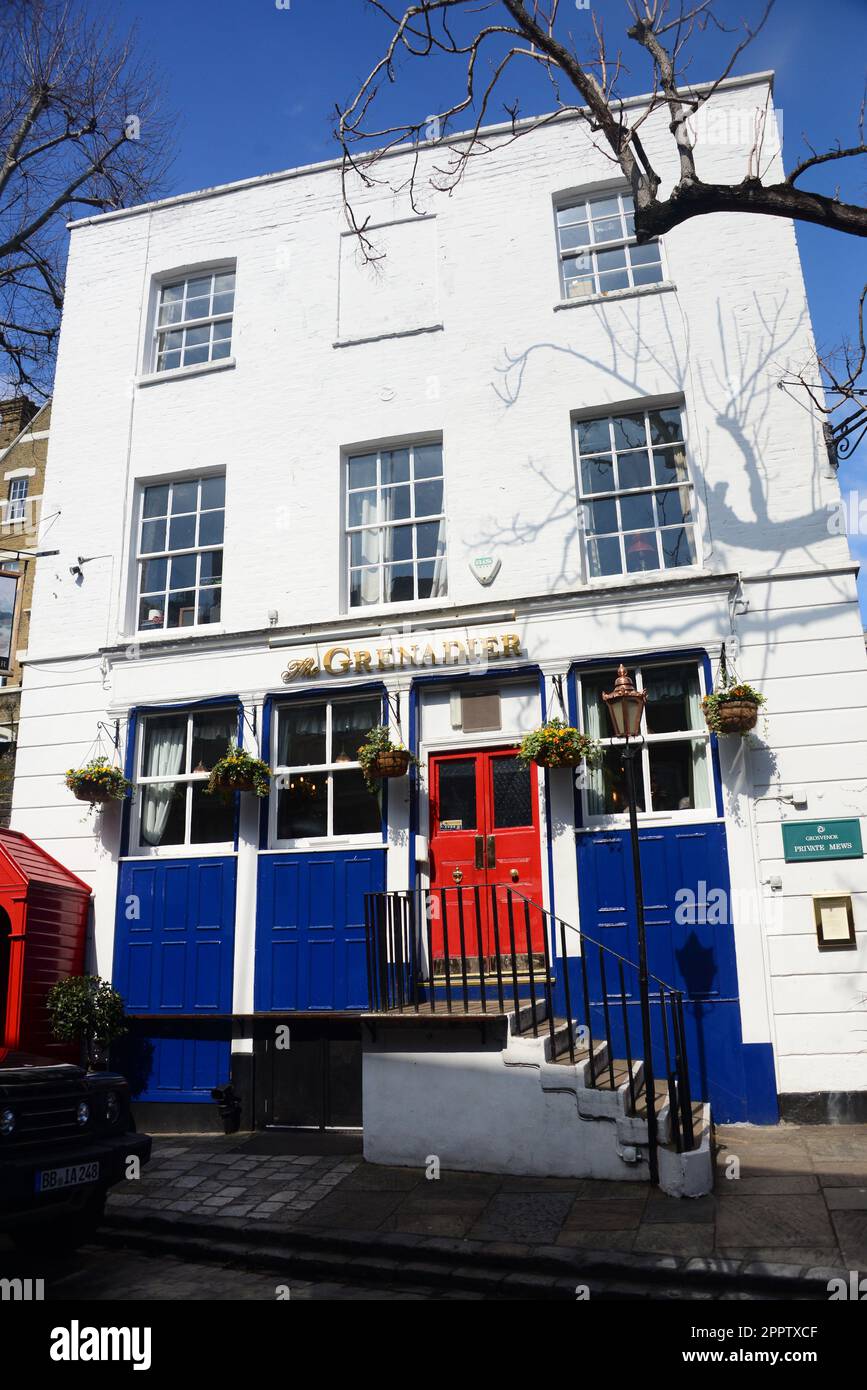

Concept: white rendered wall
[[11, 73, 867, 1098]]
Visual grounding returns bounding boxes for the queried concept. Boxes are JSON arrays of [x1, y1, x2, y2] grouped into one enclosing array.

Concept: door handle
[[486, 835, 496, 869], [474, 835, 484, 870]]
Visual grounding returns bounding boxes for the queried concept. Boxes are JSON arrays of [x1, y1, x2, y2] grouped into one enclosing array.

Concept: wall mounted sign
[[282, 631, 522, 683], [781, 818, 863, 863], [468, 556, 501, 586]]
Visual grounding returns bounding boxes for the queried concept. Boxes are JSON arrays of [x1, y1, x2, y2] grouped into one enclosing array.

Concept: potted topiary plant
[[65, 756, 131, 806], [47, 974, 128, 1071], [517, 718, 602, 769], [357, 726, 415, 792], [205, 743, 271, 797], [702, 681, 766, 735]]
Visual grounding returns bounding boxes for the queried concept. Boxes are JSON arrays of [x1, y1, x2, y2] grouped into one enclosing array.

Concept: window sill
[[585, 564, 703, 591], [136, 357, 236, 388], [262, 837, 386, 853], [576, 810, 720, 832], [120, 846, 237, 861], [342, 594, 450, 620], [124, 624, 226, 645], [554, 282, 676, 312], [333, 324, 444, 349]]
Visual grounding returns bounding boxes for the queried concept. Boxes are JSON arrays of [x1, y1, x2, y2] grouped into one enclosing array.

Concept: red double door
[[428, 748, 544, 958]]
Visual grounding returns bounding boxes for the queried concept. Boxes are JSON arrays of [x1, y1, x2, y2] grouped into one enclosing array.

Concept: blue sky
[[98, 0, 867, 600]]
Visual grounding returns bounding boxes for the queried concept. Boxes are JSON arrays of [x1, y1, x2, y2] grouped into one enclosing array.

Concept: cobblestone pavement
[[108, 1137, 361, 1223], [105, 1125, 867, 1272]]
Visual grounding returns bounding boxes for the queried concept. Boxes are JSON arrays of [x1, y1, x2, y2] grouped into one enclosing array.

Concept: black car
[[0, 1051, 151, 1251]]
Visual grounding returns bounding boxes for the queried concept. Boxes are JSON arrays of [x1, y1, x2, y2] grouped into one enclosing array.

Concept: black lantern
[[602, 663, 647, 740]]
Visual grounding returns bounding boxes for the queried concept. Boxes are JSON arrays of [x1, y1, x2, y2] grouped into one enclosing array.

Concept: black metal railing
[[364, 885, 696, 1157]]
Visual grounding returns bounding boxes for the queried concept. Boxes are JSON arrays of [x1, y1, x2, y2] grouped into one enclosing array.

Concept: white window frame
[[135, 473, 225, 634], [151, 266, 236, 375], [575, 404, 699, 581], [6, 477, 28, 523], [345, 439, 447, 611], [576, 659, 717, 830], [270, 694, 385, 849], [130, 706, 239, 858], [555, 189, 664, 299]]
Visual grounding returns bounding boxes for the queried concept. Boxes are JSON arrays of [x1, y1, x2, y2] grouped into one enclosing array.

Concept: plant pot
[[373, 749, 411, 778], [709, 699, 759, 734], [211, 772, 257, 794], [533, 750, 583, 768], [72, 782, 116, 804]]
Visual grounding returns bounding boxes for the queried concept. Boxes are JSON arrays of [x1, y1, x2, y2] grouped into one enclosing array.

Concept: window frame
[[6, 477, 28, 524], [555, 189, 665, 300], [575, 659, 716, 829], [344, 438, 448, 611], [269, 693, 386, 849], [130, 704, 240, 858], [134, 472, 225, 635], [149, 264, 237, 376], [574, 404, 699, 582]]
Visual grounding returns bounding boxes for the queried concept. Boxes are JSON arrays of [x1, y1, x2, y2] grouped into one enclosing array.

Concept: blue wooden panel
[[113, 857, 236, 1102], [575, 823, 754, 1122], [255, 850, 386, 1011]]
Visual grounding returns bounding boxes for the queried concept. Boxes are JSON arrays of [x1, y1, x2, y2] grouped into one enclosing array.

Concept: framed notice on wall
[[813, 895, 857, 950]]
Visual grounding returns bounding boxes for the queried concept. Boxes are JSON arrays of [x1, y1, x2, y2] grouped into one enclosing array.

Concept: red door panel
[[485, 752, 544, 955], [429, 754, 486, 957], [429, 748, 544, 959]]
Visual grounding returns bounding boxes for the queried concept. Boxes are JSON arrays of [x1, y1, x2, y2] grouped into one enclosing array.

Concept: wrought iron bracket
[[97, 719, 120, 750]]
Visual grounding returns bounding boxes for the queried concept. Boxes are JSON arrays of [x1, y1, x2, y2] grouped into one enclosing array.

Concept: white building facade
[[12, 72, 867, 1132]]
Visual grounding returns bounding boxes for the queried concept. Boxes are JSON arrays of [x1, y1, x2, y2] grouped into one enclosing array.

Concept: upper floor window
[[346, 441, 446, 608], [272, 695, 382, 842], [154, 269, 235, 373], [134, 706, 238, 851], [556, 191, 663, 299], [579, 661, 711, 819], [137, 475, 224, 631], [576, 406, 696, 579], [6, 477, 28, 523]]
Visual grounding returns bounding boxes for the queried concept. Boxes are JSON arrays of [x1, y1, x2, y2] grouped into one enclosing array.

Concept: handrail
[[363, 882, 697, 1166], [506, 886, 682, 996]]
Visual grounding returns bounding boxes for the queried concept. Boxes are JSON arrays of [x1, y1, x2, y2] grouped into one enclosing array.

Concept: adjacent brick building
[[0, 396, 51, 824]]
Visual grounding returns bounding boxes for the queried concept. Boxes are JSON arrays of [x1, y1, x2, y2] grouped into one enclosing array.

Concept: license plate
[[36, 1161, 100, 1194]]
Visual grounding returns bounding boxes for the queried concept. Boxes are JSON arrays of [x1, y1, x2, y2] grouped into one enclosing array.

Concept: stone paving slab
[[104, 1123, 867, 1283]]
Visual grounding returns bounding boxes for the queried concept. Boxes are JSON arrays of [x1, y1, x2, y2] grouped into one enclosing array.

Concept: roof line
[[0, 398, 51, 465], [67, 69, 775, 231]]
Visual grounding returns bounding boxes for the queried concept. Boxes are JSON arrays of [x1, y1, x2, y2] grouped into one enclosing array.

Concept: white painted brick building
[[10, 71, 866, 1135]]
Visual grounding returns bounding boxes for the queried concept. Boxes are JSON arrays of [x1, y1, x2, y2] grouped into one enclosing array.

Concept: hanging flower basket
[[357, 727, 416, 792], [65, 757, 131, 807], [205, 744, 271, 798], [373, 748, 412, 779], [702, 683, 766, 736], [516, 719, 602, 769]]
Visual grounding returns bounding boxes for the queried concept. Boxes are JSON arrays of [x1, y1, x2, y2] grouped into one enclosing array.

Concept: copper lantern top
[[602, 663, 647, 739]]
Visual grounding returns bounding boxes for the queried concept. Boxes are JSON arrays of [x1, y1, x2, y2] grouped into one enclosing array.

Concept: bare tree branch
[[0, 0, 173, 396], [336, 0, 867, 251]]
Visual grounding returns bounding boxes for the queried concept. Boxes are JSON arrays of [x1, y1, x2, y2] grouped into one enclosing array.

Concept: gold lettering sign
[[282, 656, 318, 682], [281, 632, 523, 682]]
